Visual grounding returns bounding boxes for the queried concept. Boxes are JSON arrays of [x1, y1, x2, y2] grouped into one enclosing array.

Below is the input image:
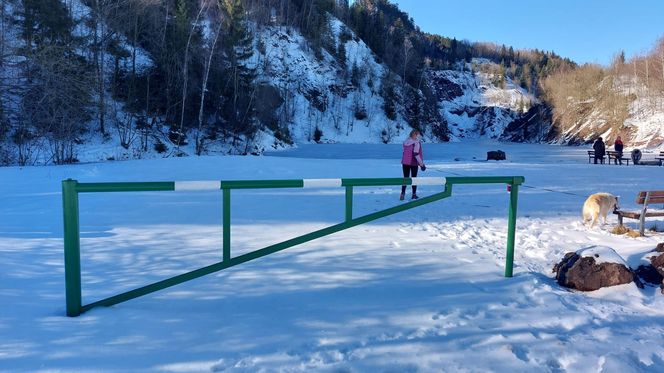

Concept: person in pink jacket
[[401, 129, 426, 200]]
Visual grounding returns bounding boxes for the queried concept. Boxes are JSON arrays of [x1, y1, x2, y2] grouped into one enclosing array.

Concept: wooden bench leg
[[639, 193, 650, 236]]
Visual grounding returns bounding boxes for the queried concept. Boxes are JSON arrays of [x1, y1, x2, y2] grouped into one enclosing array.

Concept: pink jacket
[[402, 138, 424, 166]]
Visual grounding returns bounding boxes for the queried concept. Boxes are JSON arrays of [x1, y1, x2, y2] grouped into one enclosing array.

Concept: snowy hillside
[[253, 18, 408, 146], [622, 95, 664, 148], [2, 142, 664, 371], [549, 66, 664, 149], [557, 94, 664, 149]]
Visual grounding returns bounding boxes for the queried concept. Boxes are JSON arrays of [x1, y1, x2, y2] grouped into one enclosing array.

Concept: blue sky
[[390, 0, 664, 66]]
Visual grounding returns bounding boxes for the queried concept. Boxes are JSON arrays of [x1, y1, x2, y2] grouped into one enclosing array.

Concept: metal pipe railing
[[62, 175, 524, 316]]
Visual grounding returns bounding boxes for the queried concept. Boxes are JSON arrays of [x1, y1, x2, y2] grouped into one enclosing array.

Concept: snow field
[[1, 141, 664, 372]]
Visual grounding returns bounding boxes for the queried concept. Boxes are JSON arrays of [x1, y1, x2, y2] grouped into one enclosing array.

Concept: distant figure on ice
[[592, 137, 606, 164], [401, 129, 426, 200], [614, 136, 624, 165]]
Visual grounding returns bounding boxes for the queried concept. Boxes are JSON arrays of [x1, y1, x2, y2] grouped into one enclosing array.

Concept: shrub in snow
[[313, 127, 323, 143], [553, 246, 642, 291], [154, 142, 167, 153]]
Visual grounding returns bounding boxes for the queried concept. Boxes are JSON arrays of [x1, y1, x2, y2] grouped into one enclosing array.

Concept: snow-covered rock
[[553, 246, 641, 291]]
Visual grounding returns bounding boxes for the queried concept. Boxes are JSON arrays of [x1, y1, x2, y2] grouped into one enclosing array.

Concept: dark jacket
[[593, 139, 605, 156], [614, 140, 624, 153]]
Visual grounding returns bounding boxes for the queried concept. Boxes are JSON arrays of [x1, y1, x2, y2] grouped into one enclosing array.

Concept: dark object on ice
[[631, 149, 642, 165], [487, 150, 506, 161], [553, 252, 642, 291]]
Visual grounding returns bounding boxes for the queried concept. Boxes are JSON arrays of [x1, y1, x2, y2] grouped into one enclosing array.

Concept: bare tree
[[0, 0, 5, 69], [177, 2, 207, 150], [22, 44, 94, 164], [89, 0, 133, 135], [401, 37, 412, 92], [196, 10, 223, 155]]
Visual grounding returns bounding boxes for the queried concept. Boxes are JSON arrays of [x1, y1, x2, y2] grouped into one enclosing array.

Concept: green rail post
[[345, 186, 353, 222], [505, 181, 520, 277], [62, 179, 82, 317], [223, 188, 231, 261]]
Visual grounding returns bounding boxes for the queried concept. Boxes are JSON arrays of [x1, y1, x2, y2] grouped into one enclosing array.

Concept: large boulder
[[553, 246, 642, 291], [656, 242, 664, 252]]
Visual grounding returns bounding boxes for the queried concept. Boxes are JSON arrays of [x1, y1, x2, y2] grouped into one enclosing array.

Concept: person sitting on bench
[[593, 137, 606, 164], [614, 136, 624, 165]]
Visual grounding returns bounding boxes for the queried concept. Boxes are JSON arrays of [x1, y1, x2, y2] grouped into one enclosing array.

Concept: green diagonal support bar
[[80, 187, 453, 312]]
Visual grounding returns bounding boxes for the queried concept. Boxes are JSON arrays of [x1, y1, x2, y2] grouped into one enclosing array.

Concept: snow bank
[[577, 245, 629, 266]]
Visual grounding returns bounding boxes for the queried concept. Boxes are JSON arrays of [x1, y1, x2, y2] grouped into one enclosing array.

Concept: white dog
[[582, 193, 619, 228]]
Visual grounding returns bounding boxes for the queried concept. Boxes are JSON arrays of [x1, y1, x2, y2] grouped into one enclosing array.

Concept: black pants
[[401, 164, 418, 195], [594, 156, 603, 164]]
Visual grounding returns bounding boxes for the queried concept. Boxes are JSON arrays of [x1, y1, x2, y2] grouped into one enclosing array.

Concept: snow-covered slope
[[253, 19, 407, 146], [554, 76, 664, 149], [623, 95, 664, 148]]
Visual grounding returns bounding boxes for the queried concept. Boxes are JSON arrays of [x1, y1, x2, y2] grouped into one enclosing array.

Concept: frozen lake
[[1, 142, 663, 372]]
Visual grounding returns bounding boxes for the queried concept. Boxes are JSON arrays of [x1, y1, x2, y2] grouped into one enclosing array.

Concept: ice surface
[[1, 141, 664, 371]]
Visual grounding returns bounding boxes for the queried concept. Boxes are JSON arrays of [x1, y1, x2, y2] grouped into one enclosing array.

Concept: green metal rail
[[62, 175, 524, 317]]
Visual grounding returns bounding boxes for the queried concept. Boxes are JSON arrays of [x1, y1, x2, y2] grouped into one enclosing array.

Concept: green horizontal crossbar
[[71, 176, 523, 194], [76, 182, 175, 193], [446, 176, 524, 185]]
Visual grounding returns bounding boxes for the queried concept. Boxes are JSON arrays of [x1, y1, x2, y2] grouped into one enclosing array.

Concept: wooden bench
[[587, 150, 605, 164], [615, 190, 664, 236], [606, 150, 630, 165], [655, 151, 664, 166]]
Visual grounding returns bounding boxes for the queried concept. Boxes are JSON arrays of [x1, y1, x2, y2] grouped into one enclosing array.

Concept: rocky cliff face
[[427, 62, 542, 142]]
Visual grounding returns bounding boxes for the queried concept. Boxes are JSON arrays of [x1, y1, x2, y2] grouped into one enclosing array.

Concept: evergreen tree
[[381, 72, 397, 121], [18, 0, 93, 164], [220, 0, 258, 143]]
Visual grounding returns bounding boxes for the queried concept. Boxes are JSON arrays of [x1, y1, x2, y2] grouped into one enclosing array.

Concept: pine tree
[[220, 0, 257, 144], [18, 0, 92, 164]]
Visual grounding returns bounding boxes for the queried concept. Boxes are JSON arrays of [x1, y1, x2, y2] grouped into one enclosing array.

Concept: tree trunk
[[0, 0, 5, 68], [177, 4, 206, 149], [661, 51, 664, 110], [99, 20, 107, 135], [196, 22, 222, 155]]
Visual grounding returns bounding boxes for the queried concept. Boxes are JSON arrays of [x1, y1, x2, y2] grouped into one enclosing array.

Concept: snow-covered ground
[[2, 141, 664, 372]]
